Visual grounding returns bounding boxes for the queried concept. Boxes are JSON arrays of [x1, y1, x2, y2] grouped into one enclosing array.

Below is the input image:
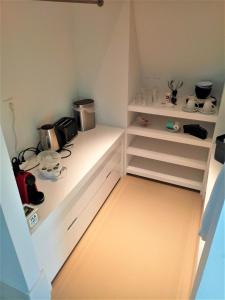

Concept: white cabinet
[[126, 101, 218, 193], [31, 125, 124, 282]]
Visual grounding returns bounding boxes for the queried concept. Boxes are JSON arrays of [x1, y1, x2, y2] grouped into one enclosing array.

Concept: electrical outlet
[[23, 204, 39, 229]]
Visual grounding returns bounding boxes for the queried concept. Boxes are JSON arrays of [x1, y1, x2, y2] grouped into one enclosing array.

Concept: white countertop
[[31, 124, 124, 232]]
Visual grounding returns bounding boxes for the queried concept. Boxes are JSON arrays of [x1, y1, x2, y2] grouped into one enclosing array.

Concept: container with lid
[[195, 81, 213, 99], [73, 99, 95, 131]]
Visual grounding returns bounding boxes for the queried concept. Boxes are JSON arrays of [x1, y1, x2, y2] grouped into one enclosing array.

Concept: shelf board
[[128, 102, 218, 123], [127, 146, 207, 170], [127, 157, 203, 190], [127, 136, 208, 170], [127, 124, 212, 148]]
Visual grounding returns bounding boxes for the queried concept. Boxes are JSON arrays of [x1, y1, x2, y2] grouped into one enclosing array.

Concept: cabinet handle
[[106, 171, 112, 179], [67, 217, 78, 231]]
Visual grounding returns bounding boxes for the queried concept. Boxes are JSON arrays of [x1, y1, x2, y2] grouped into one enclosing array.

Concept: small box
[[215, 134, 225, 164]]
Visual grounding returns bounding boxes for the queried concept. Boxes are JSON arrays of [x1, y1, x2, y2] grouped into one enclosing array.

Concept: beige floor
[[52, 175, 202, 300]]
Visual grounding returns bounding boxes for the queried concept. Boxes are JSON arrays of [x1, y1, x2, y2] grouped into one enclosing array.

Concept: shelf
[[126, 96, 216, 191], [127, 123, 212, 148], [128, 102, 218, 123], [127, 137, 208, 170], [127, 156, 203, 190]]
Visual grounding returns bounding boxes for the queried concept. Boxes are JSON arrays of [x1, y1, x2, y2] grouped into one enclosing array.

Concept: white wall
[[1, 0, 130, 158], [0, 127, 51, 298], [0, 208, 28, 292], [1, 1, 77, 158], [70, 0, 123, 97], [133, 0, 224, 98], [128, 1, 141, 106], [1, 0, 224, 153], [71, 0, 130, 128]]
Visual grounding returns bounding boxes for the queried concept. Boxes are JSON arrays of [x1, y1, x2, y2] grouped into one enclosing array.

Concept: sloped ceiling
[[133, 0, 224, 96]]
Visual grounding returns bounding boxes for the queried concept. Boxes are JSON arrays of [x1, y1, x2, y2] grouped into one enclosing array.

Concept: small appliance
[[195, 81, 213, 99], [183, 124, 208, 140], [73, 99, 95, 131], [16, 171, 44, 205], [54, 117, 77, 145], [215, 134, 225, 164], [38, 124, 60, 151]]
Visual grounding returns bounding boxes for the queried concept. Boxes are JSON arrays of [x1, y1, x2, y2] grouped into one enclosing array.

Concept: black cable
[[19, 148, 37, 163], [36, 142, 41, 154], [60, 148, 72, 158], [64, 143, 74, 148], [17, 142, 41, 164], [16, 141, 71, 171], [24, 163, 40, 172]]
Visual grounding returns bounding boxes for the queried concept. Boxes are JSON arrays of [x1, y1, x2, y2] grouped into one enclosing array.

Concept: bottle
[[152, 87, 158, 103]]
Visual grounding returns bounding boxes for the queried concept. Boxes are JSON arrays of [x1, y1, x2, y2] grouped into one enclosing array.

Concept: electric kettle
[[38, 124, 60, 151]]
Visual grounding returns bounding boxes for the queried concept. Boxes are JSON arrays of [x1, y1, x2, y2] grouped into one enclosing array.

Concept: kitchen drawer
[[31, 141, 122, 282], [62, 169, 120, 274], [64, 145, 121, 229]]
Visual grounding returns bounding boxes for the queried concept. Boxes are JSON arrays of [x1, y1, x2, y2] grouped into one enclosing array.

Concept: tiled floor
[[52, 175, 202, 300]]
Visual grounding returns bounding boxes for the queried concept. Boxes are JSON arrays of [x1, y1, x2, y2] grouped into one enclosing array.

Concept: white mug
[[202, 99, 215, 113], [186, 97, 198, 110]]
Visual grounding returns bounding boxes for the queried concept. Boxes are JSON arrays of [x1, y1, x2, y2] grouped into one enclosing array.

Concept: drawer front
[[67, 169, 120, 251], [60, 169, 120, 274], [32, 142, 122, 282], [64, 146, 122, 229]]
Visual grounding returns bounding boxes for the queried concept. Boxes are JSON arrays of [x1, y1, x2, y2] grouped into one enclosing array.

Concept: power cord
[[8, 101, 18, 156], [18, 147, 37, 163], [60, 148, 72, 159]]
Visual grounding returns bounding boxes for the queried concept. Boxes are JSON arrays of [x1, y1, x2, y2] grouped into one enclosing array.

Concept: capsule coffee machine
[[16, 171, 44, 205], [12, 157, 44, 205]]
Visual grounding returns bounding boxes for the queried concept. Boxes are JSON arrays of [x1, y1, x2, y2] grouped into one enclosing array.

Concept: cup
[[166, 120, 180, 132], [202, 99, 216, 113], [186, 96, 198, 111], [152, 88, 158, 103], [134, 92, 146, 105]]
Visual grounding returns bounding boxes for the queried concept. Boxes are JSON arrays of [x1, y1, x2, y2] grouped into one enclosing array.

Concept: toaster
[[54, 117, 78, 147]]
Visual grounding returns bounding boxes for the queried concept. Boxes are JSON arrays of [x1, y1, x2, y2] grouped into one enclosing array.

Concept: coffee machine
[[16, 171, 44, 205]]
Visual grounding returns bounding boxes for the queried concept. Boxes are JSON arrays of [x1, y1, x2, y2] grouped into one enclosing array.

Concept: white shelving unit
[[126, 101, 218, 192]]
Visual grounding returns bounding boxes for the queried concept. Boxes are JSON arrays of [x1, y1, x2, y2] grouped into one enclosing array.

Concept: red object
[[16, 171, 37, 204]]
